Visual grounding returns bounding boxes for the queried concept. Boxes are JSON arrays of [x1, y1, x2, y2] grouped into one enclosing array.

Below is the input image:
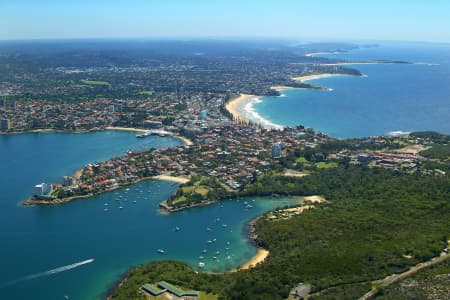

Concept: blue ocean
[[252, 42, 450, 138], [0, 131, 297, 300]]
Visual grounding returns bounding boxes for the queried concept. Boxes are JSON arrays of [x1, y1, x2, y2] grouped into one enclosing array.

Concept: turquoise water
[[0, 131, 297, 300], [254, 42, 450, 138]]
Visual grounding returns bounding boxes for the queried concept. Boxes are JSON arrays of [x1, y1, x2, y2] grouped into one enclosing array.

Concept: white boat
[[212, 238, 217, 242], [118, 206, 123, 209], [198, 262, 205, 268], [207, 240, 212, 244], [157, 249, 165, 254], [202, 249, 207, 253], [103, 208, 108, 211], [175, 226, 181, 231], [212, 256, 217, 260]]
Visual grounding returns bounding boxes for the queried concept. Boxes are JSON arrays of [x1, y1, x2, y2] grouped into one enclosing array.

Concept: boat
[[175, 226, 181, 231], [212, 256, 217, 260], [215, 251, 220, 255], [198, 262, 205, 268], [157, 249, 165, 254], [227, 256, 231, 260], [212, 238, 217, 242], [222, 224, 228, 227], [118, 206, 123, 209], [207, 240, 212, 244], [132, 200, 137, 203], [104, 203, 108, 206], [103, 208, 108, 211], [199, 256, 204, 259], [202, 249, 207, 253], [206, 227, 212, 231]]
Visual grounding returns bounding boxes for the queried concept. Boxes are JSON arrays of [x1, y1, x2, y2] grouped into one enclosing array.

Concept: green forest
[[110, 166, 449, 300]]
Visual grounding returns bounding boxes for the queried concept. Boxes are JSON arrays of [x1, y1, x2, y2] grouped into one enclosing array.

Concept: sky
[[1, 0, 450, 42]]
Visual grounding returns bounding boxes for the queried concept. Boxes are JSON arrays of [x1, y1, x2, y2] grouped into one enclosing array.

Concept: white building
[[34, 183, 53, 196]]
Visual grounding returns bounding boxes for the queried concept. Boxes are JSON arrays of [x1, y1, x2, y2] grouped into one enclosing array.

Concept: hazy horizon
[[1, 0, 450, 43]]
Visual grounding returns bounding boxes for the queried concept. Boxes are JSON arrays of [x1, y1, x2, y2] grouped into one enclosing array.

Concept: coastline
[[225, 94, 258, 124], [22, 174, 190, 206], [292, 73, 346, 83], [0, 128, 97, 135], [238, 249, 269, 270], [152, 175, 190, 184], [174, 135, 194, 146], [305, 51, 341, 57], [225, 94, 283, 130], [1, 126, 194, 146], [226, 73, 349, 129], [104, 126, 147, 133]]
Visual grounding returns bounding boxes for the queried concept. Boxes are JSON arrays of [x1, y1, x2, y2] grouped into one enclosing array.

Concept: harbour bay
[[0, 131, 298, 300]]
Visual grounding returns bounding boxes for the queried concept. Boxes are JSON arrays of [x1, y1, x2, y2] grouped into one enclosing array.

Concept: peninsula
[[2, 41, 447, 300]]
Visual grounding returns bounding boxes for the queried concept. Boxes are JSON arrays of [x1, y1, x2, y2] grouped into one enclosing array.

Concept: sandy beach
[[74, 168, 83, 180], [225, 94, 257, 123], [175, 135, 194, 146], [303, 195, 326, 203], [225, 73, 351, 130], [292, 73, 345, 82], [270, 85, 298, 91], [152, 175, 190, 184], [320, 62, 383, 66], [239, 249, 269, 270], [105, 126, 147, 133]]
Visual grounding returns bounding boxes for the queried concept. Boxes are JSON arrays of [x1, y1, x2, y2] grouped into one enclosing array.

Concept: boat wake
[[414, 62, 440, 66], [0, 258, 94, 288]]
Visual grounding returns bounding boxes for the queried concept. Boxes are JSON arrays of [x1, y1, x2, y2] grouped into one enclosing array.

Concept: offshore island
[[1, 41, 449, 300]]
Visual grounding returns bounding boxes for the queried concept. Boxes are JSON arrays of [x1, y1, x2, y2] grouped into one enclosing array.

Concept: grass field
[[315, 162, 339, 169], [81, 80, 109, 85], [136, 90, 155, 95]]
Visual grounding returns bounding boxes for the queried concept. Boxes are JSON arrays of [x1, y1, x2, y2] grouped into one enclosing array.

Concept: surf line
[[0, 258, 95, 288]]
